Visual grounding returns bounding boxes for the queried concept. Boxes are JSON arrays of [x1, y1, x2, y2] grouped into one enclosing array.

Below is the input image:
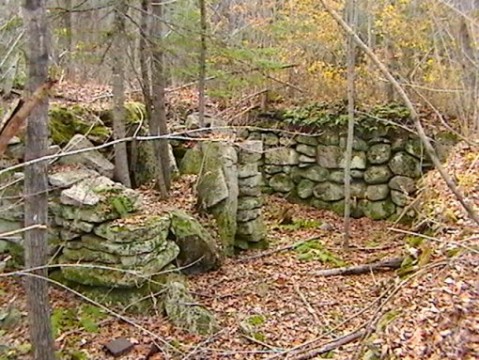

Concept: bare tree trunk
[[22, 0, 56, 359], [61, 0, 73, 77], [112, 0, 131, 187], [198, 0, 207, 127], [343, 0, 357, 250], [319, 0, 479, 226], [140, 0, 152, 122], [151, 1, 170, 198]]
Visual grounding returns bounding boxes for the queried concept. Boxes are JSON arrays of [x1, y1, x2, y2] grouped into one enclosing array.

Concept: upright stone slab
[[197, 142, 238, 255]]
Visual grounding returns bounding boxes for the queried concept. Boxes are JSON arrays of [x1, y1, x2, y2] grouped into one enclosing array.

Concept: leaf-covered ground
[[1, 157, 478, 359]]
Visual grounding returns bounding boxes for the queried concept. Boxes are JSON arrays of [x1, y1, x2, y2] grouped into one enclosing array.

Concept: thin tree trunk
[[140, 0, 152, 122], [112, 0, 131, 187], [62, 0, 73, 77], [198, 0, 207, 127], [343, 0, 357, 250], [319, 0, 479, 226], [22, 0, 56, 359], [151, 1, 170, 198]]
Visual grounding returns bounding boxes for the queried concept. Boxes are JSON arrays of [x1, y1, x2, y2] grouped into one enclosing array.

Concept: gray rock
[[236, 217, 266, 242], [197, 144, 234, 209], [339, 151, 367, 170], [296, 144, 316, 157], [170, 210, 221, 274], [313, 182, 344, 201], [238, 164, 260, 179], [48, 168, 99, 189], [238, 174, 262, 188], [329, 170, 350, 184], [60, 134, 115, 178], [60, 240, 179, 288], [405, 138, 425, 159], [298, 154, 316, 164], [60, 176, 116, 207], [296, 135, 318, 146], [389, 152, 422, 178], [366, 184, 390, 201], [81, 234, 167, 256], [361, 200, 396, 220], [237, 208, 261, 222], [350, 181, 367, 198], [389, 176, 416, 194], [164, 276, 219, 335], [264, 148, 299, 165], [239, 186, 261, 197], [317, 131, 340, 145], [367, 144, 392, 164], [264, 165, 283, 174], [339, 137, 368, 151], [179, 145, 203, 175], [237, 140, 263, 163], [351, 170, 364, 179], [269, 173, 294, 192], [200, 143, 239, 255], [297, 179, 315, 199], [391, 137, 407, 151], [262, 133, 279, 146], [364, 166, 392, 184], [54, 216, 94, 233], [301, 165, 329, 182], [94, 215, 170, 243], [316, 145, 341, 168], [237, 197, 263, 210], [391, 190, 410, 207]]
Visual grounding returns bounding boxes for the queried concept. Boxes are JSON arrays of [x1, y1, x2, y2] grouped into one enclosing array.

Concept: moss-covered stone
[[170, 210, 221, 274], [94, 215, 170, 243], [60, 240, 179, 288], [48, 104, 111, 146], [361, 200, 396, 220], [164, 275, 218, 335], [179, 145, 203, 175]]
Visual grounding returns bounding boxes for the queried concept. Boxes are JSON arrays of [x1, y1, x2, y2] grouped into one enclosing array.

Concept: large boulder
[[170, 211, 221, 274]]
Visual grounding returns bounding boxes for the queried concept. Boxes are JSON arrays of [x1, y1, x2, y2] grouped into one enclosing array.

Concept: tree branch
[[319, 0, 479, 226]]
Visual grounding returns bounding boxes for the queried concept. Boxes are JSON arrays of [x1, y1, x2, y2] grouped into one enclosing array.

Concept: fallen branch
[[314, 257, 403, 277], [236, 236, 321, 263], [0, 79, 57, 155], [294, 329, 367, 360]]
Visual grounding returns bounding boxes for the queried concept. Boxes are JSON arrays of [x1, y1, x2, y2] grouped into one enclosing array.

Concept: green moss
[[48, 105, 110, 145]]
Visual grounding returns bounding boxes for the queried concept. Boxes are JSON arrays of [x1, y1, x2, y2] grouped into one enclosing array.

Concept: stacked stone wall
[[241, 129, 432, 220]]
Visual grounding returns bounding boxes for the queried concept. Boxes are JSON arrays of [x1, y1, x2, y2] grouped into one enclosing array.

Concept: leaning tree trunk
[[22, 0, 56, 359], [151, 1, 171, 198], [112, 0, 132, 187]]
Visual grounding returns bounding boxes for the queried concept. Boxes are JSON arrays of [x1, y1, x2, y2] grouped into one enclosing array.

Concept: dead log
[[314, 257, 403, 277]]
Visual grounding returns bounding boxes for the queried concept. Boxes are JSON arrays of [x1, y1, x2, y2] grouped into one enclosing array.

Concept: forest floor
[[0, 83, 477, 359], [1, 180, 476, 360]]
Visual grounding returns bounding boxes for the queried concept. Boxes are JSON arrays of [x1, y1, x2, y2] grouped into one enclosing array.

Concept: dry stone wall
[[242, 129, 432, 220]]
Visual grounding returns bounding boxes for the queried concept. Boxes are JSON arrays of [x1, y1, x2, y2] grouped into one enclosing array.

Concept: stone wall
[[180, 140, 267, 251], [240, 128, 432, 220]]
